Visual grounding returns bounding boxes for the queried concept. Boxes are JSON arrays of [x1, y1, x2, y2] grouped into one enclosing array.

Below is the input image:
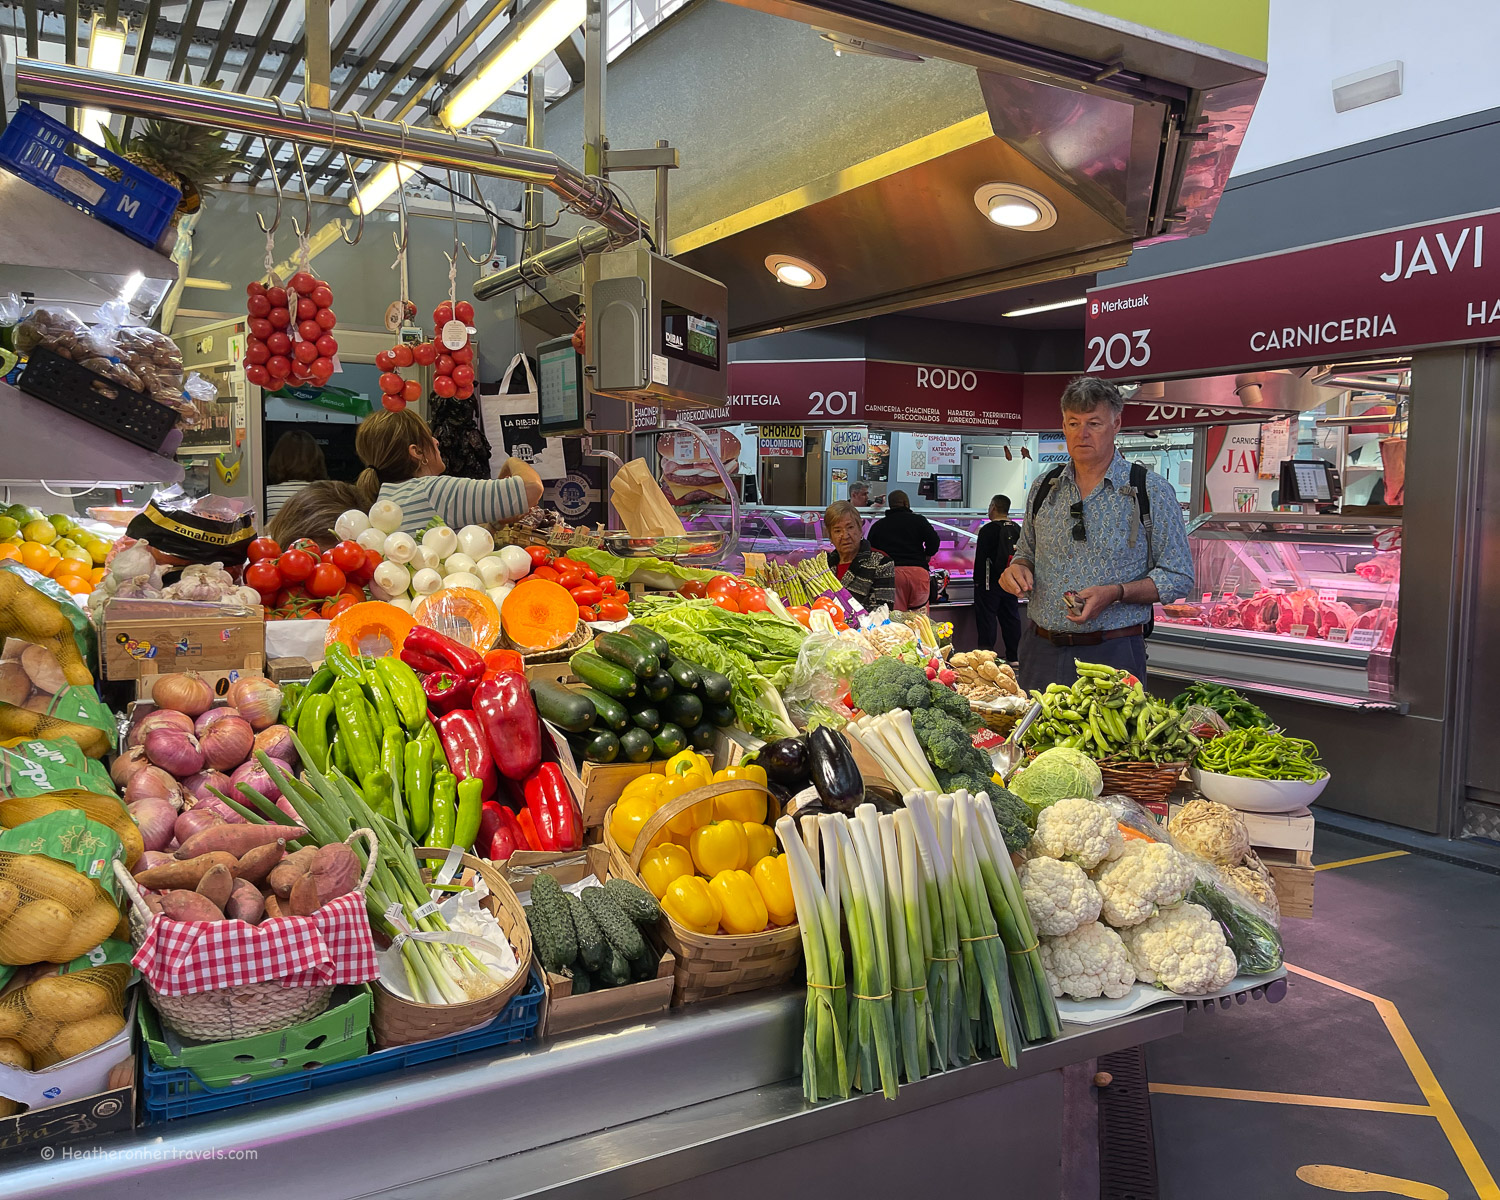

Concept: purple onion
[[194, 706, 243, 735], [127, 797, 176, 852], [143, 726, 205, 778], [182, 769, 231, 804], [229, 759, 282, 804], [253, 724, 298, 766], [200, 716, 254, 772], [110, 745, 152, 788], [128, 708, 193, 749], [125, 765, 187, 811], [173, 806, 224, 844]]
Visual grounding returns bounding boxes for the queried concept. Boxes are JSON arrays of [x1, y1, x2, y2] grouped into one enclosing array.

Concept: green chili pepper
[[324, 642, 366, 682], [331, 728, 352, 776], [280, 682, 306, 728], [373, 658, 427, 732], [365, 674, 402, 734], [363, 769, 396, 821], [296, 692, 336, 774], [303, 665, 337, 697], [418, 720, 449, 773], [331, 678, 381, 784], [430, 769, 457, 848], [404, 739, 433, 841], [381, 726, 405, 796], [453, 776, 483, 851]]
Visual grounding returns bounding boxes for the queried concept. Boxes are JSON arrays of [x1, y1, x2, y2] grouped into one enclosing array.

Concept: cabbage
[[1010, 747, 1104, 817]]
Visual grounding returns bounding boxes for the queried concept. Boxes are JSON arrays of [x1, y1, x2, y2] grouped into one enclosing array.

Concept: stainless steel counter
[[5, 989, 1184, 1200]]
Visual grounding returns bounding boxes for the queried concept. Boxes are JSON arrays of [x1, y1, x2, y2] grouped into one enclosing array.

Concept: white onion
[[382, 531, 417, 565], [487, 583, 514, 610], [200, 715, 254, 771], [373, 561, 411, 596], [497, 545, 533, 581], [442, 572, 484, 592], [128, 797, 176, 852], [368, 499, 404, 533], [411, 567, 443, 596], [227, 676, 282, 730], [443, 552, 476, 576], [456, 525, 494, 559], [356, 526, 388, 553], [476, 557, 508, 588], [421, 525, 457, 558], [152, 671, 215, 717], [335, 509, 371, 541], [386, 595, 414, 614]]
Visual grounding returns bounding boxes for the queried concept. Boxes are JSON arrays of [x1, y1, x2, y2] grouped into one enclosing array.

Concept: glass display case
[[1148, 513, 1402, 708]]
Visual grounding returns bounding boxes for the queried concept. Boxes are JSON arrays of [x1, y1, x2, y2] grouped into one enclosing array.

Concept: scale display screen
[[1280, 459, 1341, 504], [537, 337, 584, 436], [661, 304, 720, 370]]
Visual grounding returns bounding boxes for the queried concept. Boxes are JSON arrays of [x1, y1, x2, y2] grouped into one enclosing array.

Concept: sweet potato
[[262, 894, 285, 920], [143, 892, 164, 916], [133, 851, 238, 890], [174, 823, 306, 861], [225, 879, 265, 925], [159, 890, 224, 922], [309, 842, 360, 904], [195, 864, 234, 912], [267, 846, 318, 899], [288, 872, 321, 917], [233, 840, 285, 886]]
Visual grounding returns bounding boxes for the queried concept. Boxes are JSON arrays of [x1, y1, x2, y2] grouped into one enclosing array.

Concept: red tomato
[[435, 354, 455, 376], [382, 394, 407, 411], [378, 348, 399, 373], [706, 576, 740, 600], [247, 537, 281, 563], [391, 343, 414, 368], [246, 293, 270, 318], [738, 586, 770, 613], [249, 317, 273, 340], [379, 372, 404, 394], [289, 271, 316, 295], [321, 593, 358, 618], [266, 286, 288, 307], [579, 565, 599, 583], [315, 333, 339, 358], [245, 340, 270, 365], [433, 375, 456, 398], [320, 549, 334, 563], [811, 595, 842, 615], [525, 546, 552, 566], [293, 340, 319, 364], [246, 363, 271, 387], [311, 286, 334, 309], [532, 565, 560, 583], [433, 302, 454, 325], [596, 598, 629, 621], [554, 557, 582, 572], [709, 593, 740, 612], [315, 307, 337, 330], [266, 355, 292, 378], [247, 281, 266, 298], [245, 561, 282, 594], [277, 548, 316, 582], [556, 569, 584, 590], [569, 583, 603, 606], [454, 382, 474, 400], [298, 319, 322, 342], [402, 379, 422, 403], [577, 606, 599, 622], [451, 364, 475, 388], [312, 357, 335, 380], [678, 580, 707, 599], [267, 331, 291, 355], [598, 575, 617, 594], [268, 307, 291, 329], [330, 540, 365, 572], [290, 538, 320, 556], [413, 341, 437, 366], [348, 549, 379, 586], [455, 301, 475, 324], [306, 562, 347, 598], [296, 296, 317, 321], [450, 345, 473, 364], [788, 605, 812, 628]]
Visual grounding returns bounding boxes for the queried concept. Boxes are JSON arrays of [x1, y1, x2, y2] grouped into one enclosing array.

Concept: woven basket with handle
[[604, 778, 801, 1006], [502, 623, 590, 664], [1098, 759, 1188, 806], [117, 827, 377, 1042], [371, 847, 534, 1048]]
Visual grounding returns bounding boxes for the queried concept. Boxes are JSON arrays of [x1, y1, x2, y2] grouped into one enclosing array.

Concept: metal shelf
[[0, 381, 183, 487]]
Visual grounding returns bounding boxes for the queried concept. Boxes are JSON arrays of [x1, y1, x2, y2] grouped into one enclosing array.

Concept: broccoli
[[936, 768, 995, 798], [910, 707, 976, 771], [987, 786, 1035, 854], [850, 657, 935, 716], [932, 683, 979, 729]]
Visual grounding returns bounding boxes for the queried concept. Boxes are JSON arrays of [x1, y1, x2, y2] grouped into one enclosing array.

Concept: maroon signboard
[[1085, 209, 1500, 379]]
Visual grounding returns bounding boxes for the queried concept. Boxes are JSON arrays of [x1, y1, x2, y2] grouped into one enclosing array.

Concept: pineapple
[[101, 119, 243, 216]]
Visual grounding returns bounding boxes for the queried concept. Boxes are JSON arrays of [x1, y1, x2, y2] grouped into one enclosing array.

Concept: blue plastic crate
[[141, 970, 545, 1123], [0, 104, 180, 247]]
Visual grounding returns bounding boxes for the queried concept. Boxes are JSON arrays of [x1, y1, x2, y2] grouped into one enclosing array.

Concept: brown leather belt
[[1031, 623, 1144, 647]]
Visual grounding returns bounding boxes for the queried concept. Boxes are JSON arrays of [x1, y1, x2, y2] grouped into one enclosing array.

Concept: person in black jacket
[[868, 490, 941, 614], [973, 494, 1021, 661]]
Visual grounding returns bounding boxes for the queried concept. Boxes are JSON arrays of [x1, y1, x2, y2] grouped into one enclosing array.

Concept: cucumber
[[618, 726, 654, 763], [577, 687, 630, 733], [629, 705, 662, 734], [662, 690, 704, 729], [575, 729, 620, 763], [568, 965, 593, 994], [665, 659, 700, 693], [688, 720, 717, 751], [596, 947, 631, 988], [593, 631, 658, 678], [678, 657, 731, 703], [620, 624, 672, 668], [705, 701, 736, 728], [569, 651, 637, 700], [530, 679, 595, 733], [653, 723, 687, 758], [640, 670, 674, 703]]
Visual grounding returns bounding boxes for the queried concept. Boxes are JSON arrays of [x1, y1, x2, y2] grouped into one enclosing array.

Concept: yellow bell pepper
[[712, 764, 768, 824], [752, 854, 796, 926], [620, 772, 668, 807], [709, 869, 768, 935], [661, 874, 721, 934], [741, 821, 778, 867], [610, 793, 661, 853], [689, 819, 748, 876], [639, 843, 694, 899], [664, 749, 711, 784], [663, 772, 715, 838]]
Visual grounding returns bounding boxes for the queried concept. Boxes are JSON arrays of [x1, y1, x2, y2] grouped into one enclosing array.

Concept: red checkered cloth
[[132, 892, 380, 997]]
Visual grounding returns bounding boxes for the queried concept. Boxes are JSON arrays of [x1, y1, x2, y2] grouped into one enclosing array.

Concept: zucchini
[[566, 892, 608, 971], [577, 687, 630, 733], [576, 729, 620, 763], [620, 624, 672, 668], [581, 886, 647, 958], [628, 705, 662, 734], [665, 658, 700, 693], [604, 878, 662, 923], [530, 679, 595, 733], [596, 947, 631, 988], [705, 702, 737, 729], [662, 690, 703, 729], [593, 631, 658, 678], [569, 651, 637, 700], [688, 720, 717, 751], [678, 657, 732, 703], [527, 874, 577, 973], [653, 723, 687, 758], [640, 670, 674, 703], [618, 726, 655, 763]]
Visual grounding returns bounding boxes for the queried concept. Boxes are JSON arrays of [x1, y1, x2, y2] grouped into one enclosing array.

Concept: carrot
[[174, 823, 307, 861], [134, 851, 238, 890]]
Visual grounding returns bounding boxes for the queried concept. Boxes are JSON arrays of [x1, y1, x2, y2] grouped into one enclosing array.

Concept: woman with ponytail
[[355, 408, 544, 535]]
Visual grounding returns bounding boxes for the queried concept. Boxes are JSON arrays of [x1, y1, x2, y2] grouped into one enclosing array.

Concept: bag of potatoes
[[0, 809, 125, 967]]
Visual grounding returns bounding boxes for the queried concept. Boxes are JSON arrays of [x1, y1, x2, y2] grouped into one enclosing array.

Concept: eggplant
[[755, 735, 810, 787], [809, 726, 863, 815], [860, 782, 904, 814]]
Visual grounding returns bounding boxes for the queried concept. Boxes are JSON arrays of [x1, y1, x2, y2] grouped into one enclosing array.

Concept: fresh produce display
[[245, 534, 379, 619], [1171, 681, 1269, 730], [845, 657, 994, 796], [1021, 662, 1201, 763], [243, 271, 338, 390], [425, 300, 477, 402], [0, 810, 126, 967], [1009, 748, 1103, 817], [0, 505, 111, 596], [524, 872, 664, 994], [373, 338, 429, 412], [1194, 727, 1325, 781], [1168, 797, 1276, 909], [0, 945, 132, 1100]]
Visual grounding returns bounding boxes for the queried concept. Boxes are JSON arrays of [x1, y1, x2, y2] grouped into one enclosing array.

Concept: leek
[[776, 815, 847, 1101], [833, 815, 900, 1099]]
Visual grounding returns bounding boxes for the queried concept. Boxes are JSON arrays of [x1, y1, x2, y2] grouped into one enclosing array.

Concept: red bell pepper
[[482, 648, 525, 680], [516, 807, 542, 851], [423, 669, 475, 716], [402, 625, 485, 684], [523, 763, 581, 851], [478, 800, 523, 861], [473, 673, 542, 782], [435, 708, 497, 802]]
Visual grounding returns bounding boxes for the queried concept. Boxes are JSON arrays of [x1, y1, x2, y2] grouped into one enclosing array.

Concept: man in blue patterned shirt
[[1001, 376, 1193, 692]]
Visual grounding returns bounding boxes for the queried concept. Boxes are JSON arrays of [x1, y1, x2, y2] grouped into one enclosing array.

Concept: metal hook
[[460, 168, 499, 266], [391, 123, 410, 255], [289, 144, 313, 238], [255, 137, 283, 234], [329, 110, 362, 246]]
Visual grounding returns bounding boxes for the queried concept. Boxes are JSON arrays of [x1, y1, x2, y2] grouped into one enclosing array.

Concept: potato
[[0, 1036, 31, 1071], [49, 1013, 126, 1063], [3, 854, 99, 911], [0, 1008, 24, 1040], [196, 864, 234, 912], [15, 1016, 59, 1056], [159, 891, 225, 922], [0, 661, 29, 708], [0, 880, 18, 925], [0, 899, 73, 965], [26, 975, 116, 1023], [50, 898, 124, 963]]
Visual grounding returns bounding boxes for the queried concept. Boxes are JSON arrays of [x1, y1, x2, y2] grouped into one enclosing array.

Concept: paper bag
[[611, 458, 686, 537]]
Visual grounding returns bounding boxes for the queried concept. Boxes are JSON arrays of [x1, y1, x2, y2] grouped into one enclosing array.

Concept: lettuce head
[[1010, 747, 1104, 817]]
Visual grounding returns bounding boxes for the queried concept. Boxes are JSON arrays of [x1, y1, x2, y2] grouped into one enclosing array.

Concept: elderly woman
[[822, 499, 895, 611]]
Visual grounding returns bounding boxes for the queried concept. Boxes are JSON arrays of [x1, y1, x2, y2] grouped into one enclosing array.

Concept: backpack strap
[[1029, 464, 1067, 519], [1129, 461, 1154, 558]]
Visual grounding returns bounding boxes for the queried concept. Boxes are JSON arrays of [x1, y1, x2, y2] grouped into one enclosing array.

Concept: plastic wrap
[[780, 628, 872, 730], [89, 300, 192, 421]]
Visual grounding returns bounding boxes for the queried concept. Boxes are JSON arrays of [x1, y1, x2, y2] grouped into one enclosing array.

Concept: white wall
[[1232, 0, 1500, 176]]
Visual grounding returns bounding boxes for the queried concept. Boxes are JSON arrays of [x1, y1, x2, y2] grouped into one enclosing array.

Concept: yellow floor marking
[[1316, 850, 1410, 871], [1298, 1164, 1449, 1198], [1149, 1083, 1432, 1116], [1287, 965, 1500, 1200]]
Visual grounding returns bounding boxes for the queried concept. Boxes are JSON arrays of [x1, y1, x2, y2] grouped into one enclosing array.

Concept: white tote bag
[[481, 354, 566, 480]]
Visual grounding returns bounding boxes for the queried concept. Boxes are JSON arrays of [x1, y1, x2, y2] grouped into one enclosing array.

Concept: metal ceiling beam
[[230, 0, 292, 92], [166, 0, 205, 82], [120, 0, 160, 138], [23, 0, 38, 59], [555, 30, 585, 85], [62, 0, 75, 65], [205, 0, 250, 82], [303, 0, 330, 108]]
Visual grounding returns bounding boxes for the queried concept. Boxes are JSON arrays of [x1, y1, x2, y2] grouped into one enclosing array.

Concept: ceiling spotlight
[[765, 255, 826, 290], [973, 183, 1057, 231]]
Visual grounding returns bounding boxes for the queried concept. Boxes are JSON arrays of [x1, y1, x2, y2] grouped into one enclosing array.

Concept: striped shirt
[[264, 481, 308, 520], [377, 475, 529, 535]]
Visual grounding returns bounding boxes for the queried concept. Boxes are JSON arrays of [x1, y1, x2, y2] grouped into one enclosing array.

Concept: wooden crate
[[1260, 847, 1313, 919], [132, 657, 264, 702], [101, 599, 266, 680]]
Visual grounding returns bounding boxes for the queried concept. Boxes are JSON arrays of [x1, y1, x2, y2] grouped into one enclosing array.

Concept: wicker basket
[[502, 623, 590, 665], [604, 779, 802, 1006], [371, 848, 534, 1048], [117, 828, 377, 1042], [1098, 759, 1188, 805]]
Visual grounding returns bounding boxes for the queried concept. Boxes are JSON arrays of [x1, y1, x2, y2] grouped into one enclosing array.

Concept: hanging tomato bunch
[[374, 340, 430, 412], [431, 299, 477, 401], [243, 272, 338, 390]]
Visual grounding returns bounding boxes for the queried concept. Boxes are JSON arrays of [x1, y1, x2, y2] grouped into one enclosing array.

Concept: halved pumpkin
[[500, 578, 579, 654]]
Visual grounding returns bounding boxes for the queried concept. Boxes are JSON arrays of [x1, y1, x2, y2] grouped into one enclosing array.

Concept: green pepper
[[303, 665, 337, 698], [453, 776, 483, 851], [417, 719, 449, 773], [325, 642, 366, 682], [296, 692, 336, 774], [281, 681, 306, 728], [364, 769, 396, 822], [430, 769, 457, 848], [331, 678, 381, 785], [381, 725, 405, 797], [331, 728, 352, 776], [404, 739, 433, 842], [373, 658, 427, 732], [365, 673, 403, 735]]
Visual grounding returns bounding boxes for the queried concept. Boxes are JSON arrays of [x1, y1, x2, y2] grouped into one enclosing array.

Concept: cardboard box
[[267, 656, 314, 684], [524, 660, 578, 687], [132, 661, 264, 703], [101, 598, 265, 680]]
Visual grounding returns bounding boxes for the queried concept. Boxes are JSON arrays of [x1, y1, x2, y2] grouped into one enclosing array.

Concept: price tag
[[1328, 627, 1350, 643], [1220, 591, 1237, 601], [1349, 627, 1378, 648], [1201, 592, 1213, 604], [435, 845, 465, 887], [1318, 589, 1339, 604], [440, 319, 469, 350], [411, 900, 440, 921], [1289, 624, 1310, 638]]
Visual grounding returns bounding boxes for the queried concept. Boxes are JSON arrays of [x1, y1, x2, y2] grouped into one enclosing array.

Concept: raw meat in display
[[1355, 551, 1401, 584], [1353, 606, 1398, 649]]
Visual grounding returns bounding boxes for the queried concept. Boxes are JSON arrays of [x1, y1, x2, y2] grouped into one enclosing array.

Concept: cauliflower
[[1121, 902, 1238, 995], [1039, 922, 1135, 1000], [1031, 797, 1124, 869], [1020, 856, 1102, 936], [1092, 839, 1197, 928]]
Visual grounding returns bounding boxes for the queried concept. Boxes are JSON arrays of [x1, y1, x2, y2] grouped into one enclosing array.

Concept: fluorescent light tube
[[440, 0, 585, 130], [80, 19, 128, 147], [1001, 297, 1086, 317], [349, 160, 421, 216]]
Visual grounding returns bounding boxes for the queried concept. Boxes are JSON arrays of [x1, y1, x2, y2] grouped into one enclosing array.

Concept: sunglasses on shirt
[[1070, 500, 1086, 542]]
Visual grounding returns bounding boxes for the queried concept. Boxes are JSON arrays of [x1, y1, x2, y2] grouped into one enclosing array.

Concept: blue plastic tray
[[0, 104, 180, 247], [141, 970, 545, 1123]]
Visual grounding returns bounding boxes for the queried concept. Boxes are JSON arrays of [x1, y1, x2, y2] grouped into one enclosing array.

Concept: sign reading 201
[[1086, 329, 1152, 373], [808, 389, 858, 417]]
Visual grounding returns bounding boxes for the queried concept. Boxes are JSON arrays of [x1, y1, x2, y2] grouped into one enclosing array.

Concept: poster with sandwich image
[[657, 427, 743, 508]]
